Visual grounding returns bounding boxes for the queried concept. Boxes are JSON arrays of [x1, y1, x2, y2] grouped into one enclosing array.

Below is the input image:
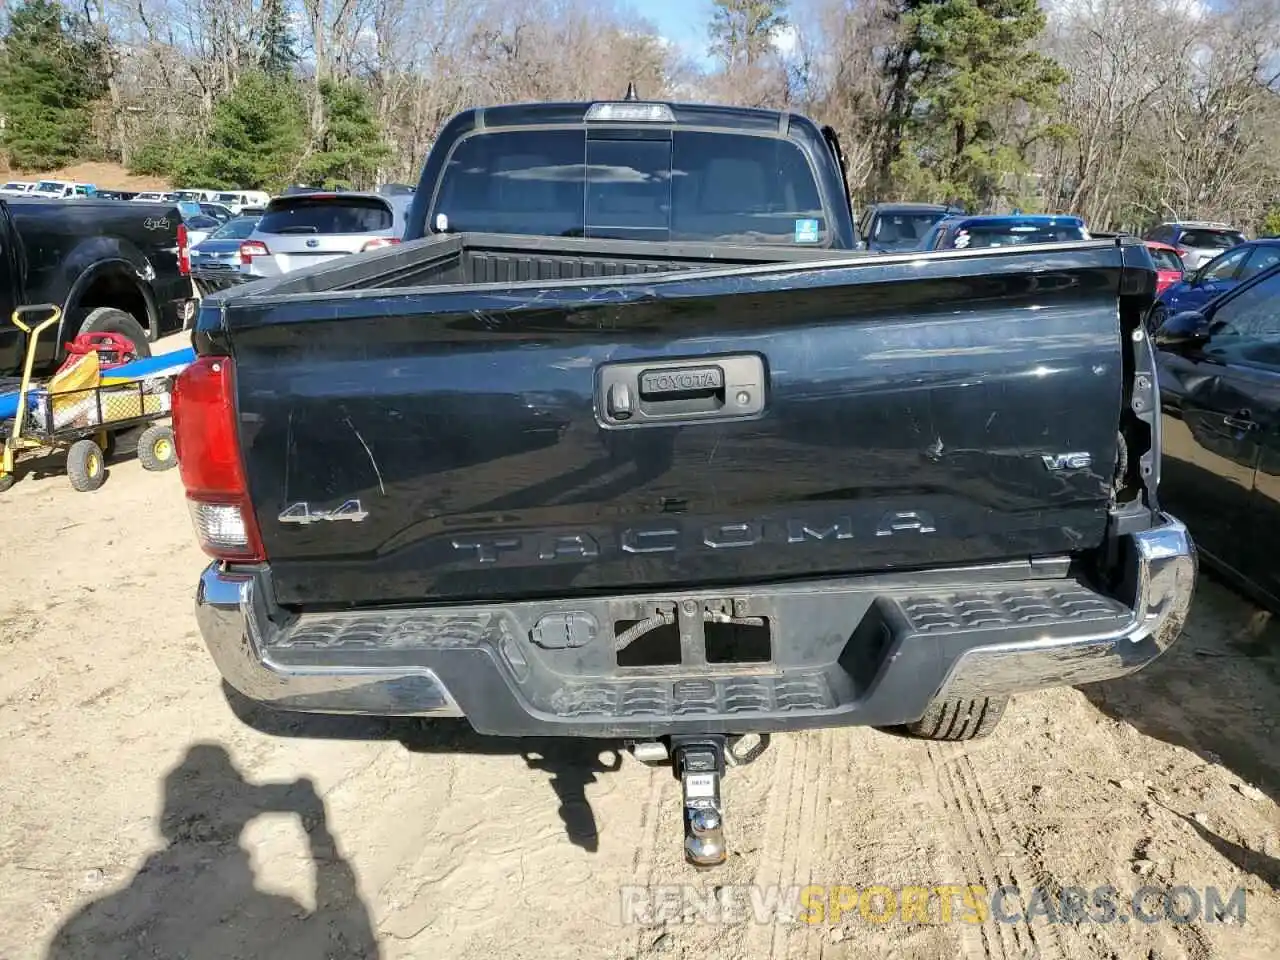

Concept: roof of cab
[[941, 214, 1085, 229], [457, 100, 805, 135], [867, 202, 959, 213]]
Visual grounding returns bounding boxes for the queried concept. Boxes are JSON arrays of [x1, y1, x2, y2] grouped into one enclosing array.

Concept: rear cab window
[[869, 210, 949, 249], [949, 220, 1087, 249], [1177, 228, 1246, 250], [429, 127, 830, 245], [258, 197, 394, 235]]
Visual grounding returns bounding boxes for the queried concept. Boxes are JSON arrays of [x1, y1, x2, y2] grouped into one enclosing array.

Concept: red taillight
[[177, 223, 190, 276], [239, 240, 270, 265], [360, 237, 401, 253], [173, 356, 264, 562]]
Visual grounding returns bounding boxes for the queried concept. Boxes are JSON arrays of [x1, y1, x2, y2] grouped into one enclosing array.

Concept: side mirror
[[1153, 309, 1211, 350]]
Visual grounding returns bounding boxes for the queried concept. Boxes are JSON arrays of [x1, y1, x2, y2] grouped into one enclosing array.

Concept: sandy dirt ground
[[0, 161, 170, 192], [0, 355, 1277, 958]]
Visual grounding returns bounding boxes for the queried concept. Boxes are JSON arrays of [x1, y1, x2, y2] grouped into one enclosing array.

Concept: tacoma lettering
[[450, 511, 936, 565]]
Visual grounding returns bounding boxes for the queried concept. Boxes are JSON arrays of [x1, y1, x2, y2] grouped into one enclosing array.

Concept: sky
[[625, 0, 802, 69], [630, 0, 717, 65]]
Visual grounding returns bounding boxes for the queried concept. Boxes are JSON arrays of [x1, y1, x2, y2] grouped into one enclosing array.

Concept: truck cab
[[406, 99, 859, 249]]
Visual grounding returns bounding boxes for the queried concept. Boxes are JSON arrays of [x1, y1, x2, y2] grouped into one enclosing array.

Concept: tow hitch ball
[[629, 734, 769, 868]]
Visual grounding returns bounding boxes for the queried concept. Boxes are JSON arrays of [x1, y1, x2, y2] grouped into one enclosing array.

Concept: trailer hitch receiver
[[672, 736, 728, 867]]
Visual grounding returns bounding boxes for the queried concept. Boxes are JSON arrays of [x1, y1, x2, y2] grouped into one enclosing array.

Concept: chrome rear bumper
[[195, 515, 1195, 737]]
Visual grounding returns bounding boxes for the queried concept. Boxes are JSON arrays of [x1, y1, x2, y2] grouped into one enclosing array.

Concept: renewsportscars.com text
[[619, 884, 1248, 926]]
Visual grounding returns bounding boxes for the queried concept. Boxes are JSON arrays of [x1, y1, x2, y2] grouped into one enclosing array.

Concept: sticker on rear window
[[794, 219, 819, 243]]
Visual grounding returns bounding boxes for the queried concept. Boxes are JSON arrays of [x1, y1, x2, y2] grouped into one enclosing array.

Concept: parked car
[[182, 214, 223, 248], [1154, 261, 1280, 608], [279, 183, 347, 196], [208, 191, 271, 215], [201, 203, 234, 223], [31, 180, 97, 200], [0, 196, 193, 377], [182, 97, 1192, 868], [177, 201, 234, 225], [917, 214, 1089, 250], [189, 215, 261, 291], [132, 191, 176, 203], [175, 189, 220, 203], [857, 202, 961, 252], [1144, 241, 1186, 295], [238, 191, 410, 278], [1143, 221, 1246, 272], [94, 189, 138, 201], [1147, 238, 1280, 328], [0, 181, 36, 196]]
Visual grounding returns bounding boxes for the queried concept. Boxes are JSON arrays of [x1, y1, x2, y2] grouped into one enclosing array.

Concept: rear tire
[[75, 307, 153, 355], [137, 424, 177, 471], [905, 696, 1007, 741], [67, 438, 107, 492], [0, 473, 14, 493]]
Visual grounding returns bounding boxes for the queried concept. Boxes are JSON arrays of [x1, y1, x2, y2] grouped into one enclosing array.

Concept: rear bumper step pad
[[195, 515, 1194, 737]]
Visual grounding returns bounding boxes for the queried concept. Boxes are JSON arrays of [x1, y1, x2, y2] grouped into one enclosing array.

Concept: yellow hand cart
[[0, 305, 178, 492]]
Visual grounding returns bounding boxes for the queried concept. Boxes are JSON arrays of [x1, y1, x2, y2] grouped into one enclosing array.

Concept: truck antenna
[[624, 82, 639, 101]]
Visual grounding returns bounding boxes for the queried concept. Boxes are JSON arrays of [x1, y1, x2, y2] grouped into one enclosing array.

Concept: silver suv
[[1143, 221, 1247, 271], [239, 192, 411, 278]]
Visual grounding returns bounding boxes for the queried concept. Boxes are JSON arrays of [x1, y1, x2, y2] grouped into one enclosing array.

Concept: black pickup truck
[[184, 99, 1195, 865], [0, 197, 193, 377]]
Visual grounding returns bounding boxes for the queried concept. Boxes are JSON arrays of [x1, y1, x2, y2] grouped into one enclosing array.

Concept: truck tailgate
[[225, 244, 1134, 607]]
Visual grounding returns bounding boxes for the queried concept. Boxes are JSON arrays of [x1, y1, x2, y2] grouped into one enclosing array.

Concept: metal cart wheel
[[67, 439, 107, 492], [137, 424, 177, 471]]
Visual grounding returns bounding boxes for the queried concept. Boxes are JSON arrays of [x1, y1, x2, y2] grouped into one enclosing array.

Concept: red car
[[1144, 241, 1186, 294]]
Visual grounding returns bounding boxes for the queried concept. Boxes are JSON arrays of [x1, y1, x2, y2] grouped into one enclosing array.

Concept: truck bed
[[201, 233, 1156, 610], [230, 232, 863, 299]]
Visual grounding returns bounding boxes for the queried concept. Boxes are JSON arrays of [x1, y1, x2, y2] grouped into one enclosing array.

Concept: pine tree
[[259, 0, 299, 77], [299, 80, 391, 190], [708, 0, 789, 69], [0, 0, 106, 170], [880, 0, 1066, 206], [175, 71, 308, 190], [901, 0, 1070, 204]]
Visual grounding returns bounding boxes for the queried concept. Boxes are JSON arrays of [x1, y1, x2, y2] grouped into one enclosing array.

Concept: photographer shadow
[[47, 742, 378, 960], [222, 684, 624, 853]]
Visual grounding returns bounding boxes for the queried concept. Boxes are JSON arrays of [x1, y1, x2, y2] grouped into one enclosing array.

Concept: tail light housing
[[173, 355, 264, 562], [177, 223, 190, 276], [240, 240, 270, 265], [360, 237, 401, 253]]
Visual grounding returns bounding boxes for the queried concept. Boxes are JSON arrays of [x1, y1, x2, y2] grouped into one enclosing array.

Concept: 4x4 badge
[[278, 500, 369, 524]]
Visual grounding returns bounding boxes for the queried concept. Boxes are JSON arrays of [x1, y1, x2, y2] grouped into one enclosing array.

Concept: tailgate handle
[[597, 354, 766, 428]]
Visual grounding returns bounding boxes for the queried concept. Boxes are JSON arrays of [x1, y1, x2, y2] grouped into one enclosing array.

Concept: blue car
[[918, 214, 1089, 250], [1149, 238, 1280, 327], [188, 215, 262, 272]]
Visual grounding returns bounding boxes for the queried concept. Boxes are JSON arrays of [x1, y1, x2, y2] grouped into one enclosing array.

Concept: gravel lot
[[1, 367, 1277, 958]]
